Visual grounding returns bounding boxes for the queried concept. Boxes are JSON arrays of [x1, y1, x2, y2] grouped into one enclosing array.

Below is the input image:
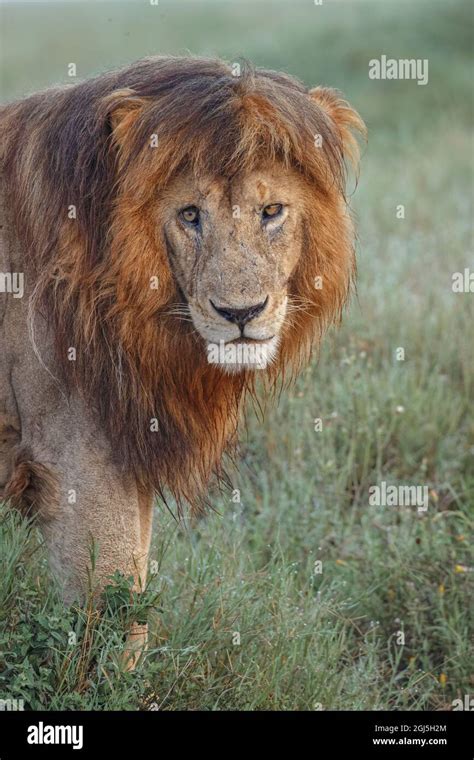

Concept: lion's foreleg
[[122, 487, 154, 670], [7, 381, 154, 668]]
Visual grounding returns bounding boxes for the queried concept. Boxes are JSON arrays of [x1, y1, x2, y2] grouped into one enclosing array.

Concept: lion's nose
[[210, 297, 268, 328]]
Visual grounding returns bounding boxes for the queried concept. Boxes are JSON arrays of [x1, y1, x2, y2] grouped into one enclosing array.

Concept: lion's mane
[[0, 56, 365, 511]]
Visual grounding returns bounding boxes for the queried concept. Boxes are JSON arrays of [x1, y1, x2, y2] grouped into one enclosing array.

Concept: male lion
[[0, 57, 364, 662]]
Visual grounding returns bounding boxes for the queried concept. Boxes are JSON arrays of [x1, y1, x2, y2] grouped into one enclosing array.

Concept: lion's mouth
[[226, 336, 275, 345], [206, 334, 279, 372]]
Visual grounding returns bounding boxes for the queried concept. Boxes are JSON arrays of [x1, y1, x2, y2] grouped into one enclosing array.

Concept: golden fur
[[0, 56, 365, 515]]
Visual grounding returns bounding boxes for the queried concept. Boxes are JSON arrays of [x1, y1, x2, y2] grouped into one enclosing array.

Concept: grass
[[0, 0, 473, 710]]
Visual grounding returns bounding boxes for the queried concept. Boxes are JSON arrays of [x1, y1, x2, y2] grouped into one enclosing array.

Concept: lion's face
[[161, 164, 307, 372]]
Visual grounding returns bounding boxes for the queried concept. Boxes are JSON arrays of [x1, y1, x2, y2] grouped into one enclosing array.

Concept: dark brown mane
[[0, 56, 365, 512]]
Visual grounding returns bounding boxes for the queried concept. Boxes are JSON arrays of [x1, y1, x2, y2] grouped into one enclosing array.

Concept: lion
[[0, 56, 365, 664]]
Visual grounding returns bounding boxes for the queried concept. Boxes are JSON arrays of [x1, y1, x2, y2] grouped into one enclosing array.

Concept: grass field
[[0, 0, 473, 710]]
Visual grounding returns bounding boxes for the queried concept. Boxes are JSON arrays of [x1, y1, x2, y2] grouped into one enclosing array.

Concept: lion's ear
[[309, 87, 366, 168], [101, 88, 148, 150]]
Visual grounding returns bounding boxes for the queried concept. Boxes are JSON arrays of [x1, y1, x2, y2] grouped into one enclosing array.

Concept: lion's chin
[[206, 337, 279, 373]]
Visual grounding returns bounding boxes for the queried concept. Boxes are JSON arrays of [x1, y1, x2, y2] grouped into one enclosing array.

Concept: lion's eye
[[262, 203, 283, 220], [180, 206, 200, 225]]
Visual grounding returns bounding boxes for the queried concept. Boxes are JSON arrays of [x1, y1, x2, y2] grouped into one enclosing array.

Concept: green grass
[[0, 0, 473, 710]]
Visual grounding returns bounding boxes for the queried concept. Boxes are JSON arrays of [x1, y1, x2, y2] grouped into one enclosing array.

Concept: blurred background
[[1, 0, 472, 710]]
